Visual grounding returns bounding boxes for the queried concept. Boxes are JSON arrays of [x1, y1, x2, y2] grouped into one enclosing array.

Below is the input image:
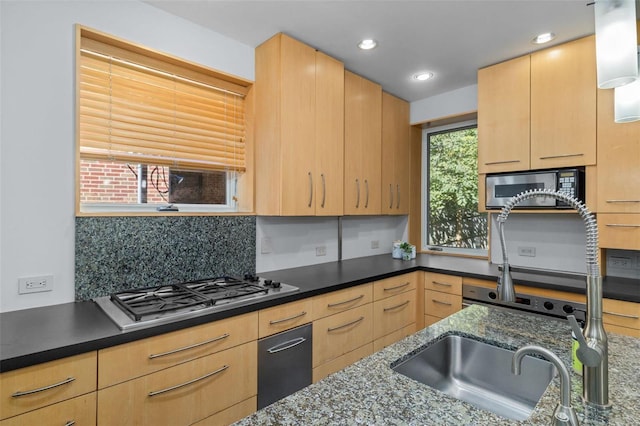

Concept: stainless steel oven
[[485, 167, 585, 210], [462, 284, 586, 322]]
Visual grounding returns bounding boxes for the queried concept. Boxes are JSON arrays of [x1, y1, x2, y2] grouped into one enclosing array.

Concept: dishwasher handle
[[267, 337, 307, 354]]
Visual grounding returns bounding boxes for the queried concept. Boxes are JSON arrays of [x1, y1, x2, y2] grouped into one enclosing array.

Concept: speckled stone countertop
[[234, 305, 640, 425]]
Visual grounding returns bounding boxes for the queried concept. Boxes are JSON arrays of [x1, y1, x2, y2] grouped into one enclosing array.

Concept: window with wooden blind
[[75, 25, 253, 214]]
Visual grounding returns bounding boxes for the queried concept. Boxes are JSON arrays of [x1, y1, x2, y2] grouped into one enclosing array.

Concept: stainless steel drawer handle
[[355, 179, 360, 208], [148, 333, 230, 359], [364, 179, 369, 208], [383, 300, 410, 312], [605, 200, 640, 203], [484, 159, 520, 165], [389, 184, 393, 209], [308, 172, 313, 208], [604, 311, 639, 320], [148, 365, 228, 397], [605, 224, 640, 228], [432, 281, 452, 287], [327, 316, 365, 332], [383, 282, 410, 292], [65, 421, 76, 426], [321, 173, 326, 208], [269, 311, 307, 325], [396, 184, 400, 209], [539, 153, 584, 160], [327, 294, 364, 308], [267, 337, 307, 354], [11, 377, 75, 398], [432, 299, 453, 306]]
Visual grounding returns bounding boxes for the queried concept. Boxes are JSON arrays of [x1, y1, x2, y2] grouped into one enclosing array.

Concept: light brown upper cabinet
[[381, 92, 411, 214], [344, 71, 382, 215], [255, 33, 344, 216], [478, 36, 597, 174], [530, 36, 597, 169], [596, 88, 640, 214], [478, 55, 531, 174]]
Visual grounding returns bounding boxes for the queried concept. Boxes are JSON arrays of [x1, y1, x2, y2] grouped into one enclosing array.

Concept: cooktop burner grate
[[110, 284, 212, 321]]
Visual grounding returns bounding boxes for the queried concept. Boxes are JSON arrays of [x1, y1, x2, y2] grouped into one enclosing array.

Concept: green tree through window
[[427, 126, 488, 251]]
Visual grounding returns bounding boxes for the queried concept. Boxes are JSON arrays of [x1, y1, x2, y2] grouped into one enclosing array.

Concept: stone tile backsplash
[[75, 216, 256, 300]]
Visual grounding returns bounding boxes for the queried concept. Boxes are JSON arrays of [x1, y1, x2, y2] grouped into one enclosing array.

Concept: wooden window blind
[[78, 27, 249, 172]]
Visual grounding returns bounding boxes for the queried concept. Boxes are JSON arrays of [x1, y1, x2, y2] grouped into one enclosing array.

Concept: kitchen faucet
[[496, 189, 610, 408]]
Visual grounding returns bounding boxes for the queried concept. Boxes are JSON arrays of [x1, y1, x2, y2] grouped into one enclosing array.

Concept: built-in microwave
[[485, 167, 585, 209]]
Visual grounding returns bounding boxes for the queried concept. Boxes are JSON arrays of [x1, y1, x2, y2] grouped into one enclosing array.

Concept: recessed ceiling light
[[532, 32, 556, 44], [358, 39, 377, 50], [412, 72, 434, 81]]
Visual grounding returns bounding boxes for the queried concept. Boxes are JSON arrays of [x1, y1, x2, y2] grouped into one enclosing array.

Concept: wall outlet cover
[[19, 275, 54, 294]]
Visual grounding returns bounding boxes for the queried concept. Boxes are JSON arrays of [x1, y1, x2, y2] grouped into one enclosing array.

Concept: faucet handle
[[567, 315, 602, 367]]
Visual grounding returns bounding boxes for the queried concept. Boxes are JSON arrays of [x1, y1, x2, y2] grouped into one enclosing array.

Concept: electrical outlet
[[316, 246, 327, 257], [609, 256, 633, 269], [517, 246, 536, 257], [260, 237, 273, 254], [19, 275, 53, 294], [371, 240, 380, 249]]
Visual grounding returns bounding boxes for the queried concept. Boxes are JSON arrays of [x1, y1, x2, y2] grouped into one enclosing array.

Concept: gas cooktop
[[94, 275, 299, 331]]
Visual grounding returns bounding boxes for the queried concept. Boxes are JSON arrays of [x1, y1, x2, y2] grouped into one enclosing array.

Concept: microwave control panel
[[556, 169, 583, 206]]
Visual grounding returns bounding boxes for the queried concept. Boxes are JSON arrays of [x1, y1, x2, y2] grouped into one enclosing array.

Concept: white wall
[[256, 216, 408, 273], [410, 84, 477, 125], [0, 0, 254, 312], [490, 214, 587, 274]]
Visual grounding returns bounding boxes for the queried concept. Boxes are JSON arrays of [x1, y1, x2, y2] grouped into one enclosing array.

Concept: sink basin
[[391, 334, 556, 421]]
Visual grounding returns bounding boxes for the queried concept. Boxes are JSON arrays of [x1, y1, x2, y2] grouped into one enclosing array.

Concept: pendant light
[[614, 48, 640, 122], [594, 0, 638, 89]]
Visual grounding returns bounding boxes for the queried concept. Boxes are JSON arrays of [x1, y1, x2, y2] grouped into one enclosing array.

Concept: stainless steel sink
[[391, 334, 556, 421]]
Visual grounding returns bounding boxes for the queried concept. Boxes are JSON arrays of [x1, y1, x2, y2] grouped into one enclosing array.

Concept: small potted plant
[[399, 242, 413, 261]]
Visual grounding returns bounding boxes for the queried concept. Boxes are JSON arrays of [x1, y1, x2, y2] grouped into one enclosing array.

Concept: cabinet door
[[596, 88, 640, 213], [382, 92, 411, 214], [0, 352, 97, 420], [315, 51, 344, 216], [530, 36, 596, 169], [373, 290, 416, 340], [0, 393, 96, 426], [279, 34, 317, 215], [97, 342, 256, 426], [477, 55, 531, 173], [598, 213, 640, 250], [344, 71, 382, 215]]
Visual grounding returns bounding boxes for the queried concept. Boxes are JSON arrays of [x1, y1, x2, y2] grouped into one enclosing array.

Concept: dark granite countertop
[[234, 305, 640, 426], [1, 254, 638, 372]]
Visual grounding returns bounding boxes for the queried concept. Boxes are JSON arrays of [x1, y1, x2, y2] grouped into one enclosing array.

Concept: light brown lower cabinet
[[191, 396, 257, 426], [603, 298, 640, 338], [0, 392, 96, 426], [97, 341, 256, 425], [0, 351, 97, 421], [423, 272, 463, 326], [373, 291, 416, 342]]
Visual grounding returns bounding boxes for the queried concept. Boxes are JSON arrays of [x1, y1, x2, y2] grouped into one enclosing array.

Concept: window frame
[[74, 25, 253, 216], [421, 119, 488, 258]]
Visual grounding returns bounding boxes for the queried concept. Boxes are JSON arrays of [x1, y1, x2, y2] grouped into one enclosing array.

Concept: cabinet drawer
[[598, 214, 640, 250], [0, 392, 96, 426], [425, 315, 443, 327], [373, 273, 417, 301], [605, 323, 640, 338], [97, 341, 256, 426], [258, 299, 313, 338], [99, 312, 257, 388], [373, 291, 416, 340], [373, 323, 415, 352], [313, 283, 373, 320], [192, 396, 256, 426], [603, 299, 640, 330], [425, 272, 462, 295], [313, 304, 373, 367], [425, 290, 461, 319], [312, 343, 373, 383], [0, 352, 97, 420]]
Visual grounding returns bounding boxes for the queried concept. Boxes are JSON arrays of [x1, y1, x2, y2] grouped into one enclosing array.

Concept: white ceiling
[[145, 1, 606, 102]]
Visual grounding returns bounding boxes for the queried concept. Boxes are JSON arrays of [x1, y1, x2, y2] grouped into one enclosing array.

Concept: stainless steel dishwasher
[[257, 323, 312, 409]]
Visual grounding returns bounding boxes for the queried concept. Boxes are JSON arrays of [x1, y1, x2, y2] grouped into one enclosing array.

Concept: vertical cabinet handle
[[355, 179, 360, 208], [321, 173, 326, 208], [308, 172, 313, 207], [396, 184, 400, 209], [365, 179, 369, 208], [389, 184, 393, 209]]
